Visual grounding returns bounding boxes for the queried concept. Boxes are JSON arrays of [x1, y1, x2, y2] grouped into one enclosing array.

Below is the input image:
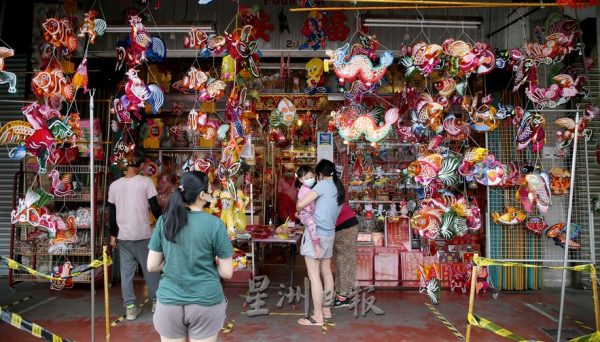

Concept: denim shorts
[[300, 230, 335, 259], [153, 299, 227, 339]]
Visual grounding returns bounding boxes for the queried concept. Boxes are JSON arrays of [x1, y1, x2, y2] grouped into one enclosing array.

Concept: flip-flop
[[298, 317, 324, 326]]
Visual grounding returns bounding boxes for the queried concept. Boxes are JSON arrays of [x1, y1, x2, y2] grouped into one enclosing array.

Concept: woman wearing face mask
[[277, 163, 298, 223], [147, 171, 234, 342], [296, 160, 345, 326], [295, 165, 320, 258]]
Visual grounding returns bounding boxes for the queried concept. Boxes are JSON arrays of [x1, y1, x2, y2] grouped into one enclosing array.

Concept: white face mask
[[303, 178, 315, 187]]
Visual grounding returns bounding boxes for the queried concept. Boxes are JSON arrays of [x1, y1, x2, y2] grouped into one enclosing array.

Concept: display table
[[251, 233, 301, 286]]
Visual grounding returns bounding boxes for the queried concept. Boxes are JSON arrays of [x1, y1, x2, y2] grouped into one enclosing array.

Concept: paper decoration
[[72, 58, 89, 94], [332, 106, 399, 143], [239, 5, 275, 42], [304, 58, 326, 94], [119, 68, 164, 115], [115, 15, 167, 70], [78, 10, 107, 44], [514, 110, 545, 153], [225, 25, 260, 78], [172, 66, 208, 93], [31, 64, 75, 107], [270, 98, 297, 129], [41, 16, 78, 55], [554, 104, 598, 150], [491, 207, 527, 225], [517, 173, 552, 214], [0, 47, 16, 93], [300, 14, 327, 50], [526, 71, 586, 109], [326, 43, 393, 86], [0, 121, 34, 144], [48, 170, 77, 196]]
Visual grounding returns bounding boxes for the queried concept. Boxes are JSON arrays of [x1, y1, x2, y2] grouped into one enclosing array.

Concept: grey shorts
[[153, 299, 227, 340], [300, 230, 335, 259]]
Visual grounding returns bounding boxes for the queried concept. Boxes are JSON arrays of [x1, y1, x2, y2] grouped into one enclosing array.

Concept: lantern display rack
[[8, 163, 109, 288]]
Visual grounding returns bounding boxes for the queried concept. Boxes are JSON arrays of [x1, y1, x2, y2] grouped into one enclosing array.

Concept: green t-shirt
[[148, 211, 234, 306]]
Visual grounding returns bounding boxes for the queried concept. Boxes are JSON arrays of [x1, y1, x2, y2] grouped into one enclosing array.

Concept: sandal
[[298, 317, 324, 326]]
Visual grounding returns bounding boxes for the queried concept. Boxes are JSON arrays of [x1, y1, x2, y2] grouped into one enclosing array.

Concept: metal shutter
[[0, 55, 27, 275], [572, 60, 599, 289]]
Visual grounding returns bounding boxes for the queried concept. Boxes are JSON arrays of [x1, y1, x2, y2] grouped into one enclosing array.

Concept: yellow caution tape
[[111, 298, 150, 327], [473, 256, 596, 274], [31, 323, 42, 338], [222, 320, 235, 333], [468, 313, 542, 342], [568, 332, 600, 341], [1, 255, 112, 282], [426, 303, 464, 340], [321, 320, 335, 335], [533, 302, 595, 332], [1, 295, 34, 309], [468, 257, 598, 342], [0, 307, 72, 342]]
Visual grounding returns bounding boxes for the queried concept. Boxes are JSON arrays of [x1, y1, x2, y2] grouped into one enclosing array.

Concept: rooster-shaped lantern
[[119, 68, 164, 115]]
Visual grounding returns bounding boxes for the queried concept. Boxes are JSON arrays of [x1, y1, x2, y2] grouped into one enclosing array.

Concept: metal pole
[[90, 89, 96, 342], [584, 139, 595, 264], [250, 183, 254, 225], [557, 111, 580, 342], [592, 269, 600, 332], [465, 258, 479, 342], [103, 246, 110, 342]]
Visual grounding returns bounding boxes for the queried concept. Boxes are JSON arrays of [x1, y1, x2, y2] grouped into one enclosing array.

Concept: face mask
[[284, 172, 293, 179], [303, 178, 315, 187]]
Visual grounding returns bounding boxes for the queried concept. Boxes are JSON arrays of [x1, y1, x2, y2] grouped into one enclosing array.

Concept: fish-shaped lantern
[[491, 207, 527, 225], [516, 173, 552, 214], [515, 110, 545, 153]]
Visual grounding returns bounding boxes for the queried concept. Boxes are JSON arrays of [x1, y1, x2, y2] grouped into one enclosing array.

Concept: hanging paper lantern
[[325, 43, 393, 86], [221, 55, 236, 81], [78, 10, 107, 44]]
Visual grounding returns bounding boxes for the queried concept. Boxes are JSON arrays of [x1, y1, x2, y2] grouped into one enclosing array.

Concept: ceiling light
[[364, 17, 481, 29], [104, 24, 215, 34]]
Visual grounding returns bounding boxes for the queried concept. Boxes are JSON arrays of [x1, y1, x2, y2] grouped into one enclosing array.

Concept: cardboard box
[[356, 247, 375, 281], [400, 252, 423, 287], [374, 247, 400, 281]]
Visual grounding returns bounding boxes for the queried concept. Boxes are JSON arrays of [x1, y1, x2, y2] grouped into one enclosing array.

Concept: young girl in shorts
[[295, 165, 321, 258], [296, 160, 345, 326]]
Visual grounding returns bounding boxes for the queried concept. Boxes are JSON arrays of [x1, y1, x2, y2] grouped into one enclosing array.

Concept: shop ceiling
[[76, 0, 570, 58]]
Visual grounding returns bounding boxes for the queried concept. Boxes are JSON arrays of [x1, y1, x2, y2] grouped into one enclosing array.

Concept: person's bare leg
[[305, 256, 324, 322], [160, 337, 186, 342], [190, 334, 218, 342], [320, 258, 334, 318]]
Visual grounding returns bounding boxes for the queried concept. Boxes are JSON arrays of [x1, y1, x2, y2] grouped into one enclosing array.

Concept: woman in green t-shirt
[[148, 171, 234, 342]]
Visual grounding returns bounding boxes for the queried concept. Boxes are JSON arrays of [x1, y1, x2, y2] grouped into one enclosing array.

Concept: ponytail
[[162, 171, 209, 242], [315, 159, 345, 206], [332, 171, 345, 206]]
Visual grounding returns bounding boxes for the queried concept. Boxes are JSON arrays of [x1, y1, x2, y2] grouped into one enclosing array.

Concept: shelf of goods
[[144, 145, 266, 226], [343, 138, 484, 289], [8, 164, 109, 287]]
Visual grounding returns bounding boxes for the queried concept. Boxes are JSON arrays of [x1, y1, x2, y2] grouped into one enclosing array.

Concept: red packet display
[[386, 216, 411, 251]]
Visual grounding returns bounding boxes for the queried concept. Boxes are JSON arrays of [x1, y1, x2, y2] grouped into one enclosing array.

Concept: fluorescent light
[[365, 23, 480, 29], [105, 24, 215, 33], [364, 17, 481, 28]]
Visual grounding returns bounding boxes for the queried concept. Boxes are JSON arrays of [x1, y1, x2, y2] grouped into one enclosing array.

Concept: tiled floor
[[0, 275, 596, 342]]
